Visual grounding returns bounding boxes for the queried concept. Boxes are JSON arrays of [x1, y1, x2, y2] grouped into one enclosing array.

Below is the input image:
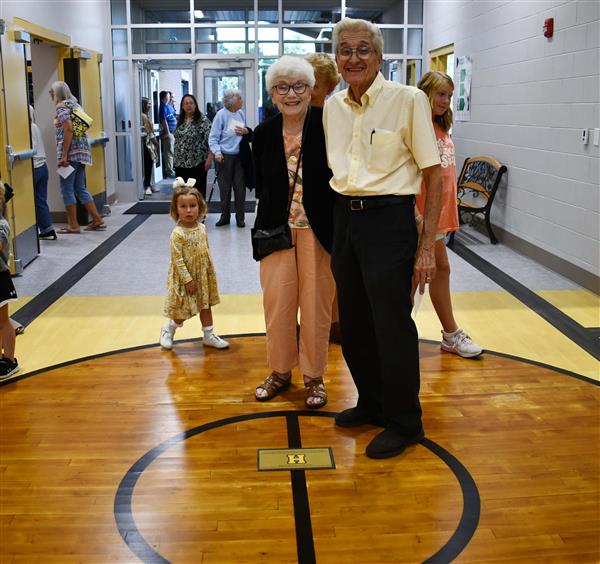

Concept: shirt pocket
[[368, 130, 410, 173]]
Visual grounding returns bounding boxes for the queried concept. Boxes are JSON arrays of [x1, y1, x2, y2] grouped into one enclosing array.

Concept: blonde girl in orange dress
[[159, 178, 229, 351], [416, 71, 483, 358]]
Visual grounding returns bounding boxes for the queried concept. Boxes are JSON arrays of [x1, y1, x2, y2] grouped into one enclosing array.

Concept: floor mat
[[124, 201, 256, 215]]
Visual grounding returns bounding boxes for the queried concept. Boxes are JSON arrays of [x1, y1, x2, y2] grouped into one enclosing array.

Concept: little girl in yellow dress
[[160, 178, 229, 350]]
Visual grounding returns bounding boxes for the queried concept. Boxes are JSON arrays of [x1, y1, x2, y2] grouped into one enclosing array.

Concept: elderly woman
[[50, 81, 105, 233], [173, 94, 213, 199], [208, 89, 251, 227], [306, 53, 342, 344], [252, 56, 335, 409]]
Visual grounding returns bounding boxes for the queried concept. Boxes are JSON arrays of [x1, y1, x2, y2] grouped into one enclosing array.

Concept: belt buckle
[[350, 199, 364, 211]]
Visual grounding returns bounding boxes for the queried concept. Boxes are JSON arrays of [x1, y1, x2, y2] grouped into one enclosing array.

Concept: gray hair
[[266, 56, 316, 90], [222, 89, 242, 109], [333, 17, 384, 55], [51, 80, 77, 103]]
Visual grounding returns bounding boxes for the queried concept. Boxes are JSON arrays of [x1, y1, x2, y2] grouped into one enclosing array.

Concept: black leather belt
[[338, 194, 415, 211]]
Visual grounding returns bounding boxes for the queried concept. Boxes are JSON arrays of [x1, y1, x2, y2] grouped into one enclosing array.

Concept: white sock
[[443, 328, 461, 339], [168, 319, 181, 331], [202, 325, 214, 337]]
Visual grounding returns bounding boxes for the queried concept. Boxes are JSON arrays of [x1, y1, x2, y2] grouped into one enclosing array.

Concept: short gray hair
[[266, 56, 316, 90], [51, 80, 77, 103], [333, 17, 384, 55], [222, 89, 242, 109]]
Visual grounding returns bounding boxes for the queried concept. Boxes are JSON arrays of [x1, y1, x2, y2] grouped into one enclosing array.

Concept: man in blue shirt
[[159, 91, 177, 178], [208, 89, 249, 227]]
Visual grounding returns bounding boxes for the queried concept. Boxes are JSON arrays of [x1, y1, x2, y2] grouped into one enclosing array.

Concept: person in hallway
[[159, 178, 229, 351], [0, 182, 19, 379], [159, 91, 176, 178], [323, 18, 443, 458], [416, 71, 483, 358], [306, 53, 340, 107], [208, 89, 250, 228], [29, 106, 56, 240], [141, 98, 159, 195], [50, 81, 106, 234], [306, 53, 342, 344], [173, 94, 213, 200], [252, 56, 336, 409]]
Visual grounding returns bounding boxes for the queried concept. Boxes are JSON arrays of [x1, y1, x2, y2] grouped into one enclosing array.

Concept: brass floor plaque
[[257, 447, 335, 471]]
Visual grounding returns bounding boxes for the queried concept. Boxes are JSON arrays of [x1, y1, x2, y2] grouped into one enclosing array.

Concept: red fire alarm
[[543, 18, 554, 38]]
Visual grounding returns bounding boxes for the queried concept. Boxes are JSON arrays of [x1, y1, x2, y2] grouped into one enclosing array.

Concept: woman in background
[[173, 94, 212, 200]]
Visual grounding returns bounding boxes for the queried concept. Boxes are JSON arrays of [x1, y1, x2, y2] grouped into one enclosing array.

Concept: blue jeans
[[33, 163, 53, 233], [59, 161, 93, 207]]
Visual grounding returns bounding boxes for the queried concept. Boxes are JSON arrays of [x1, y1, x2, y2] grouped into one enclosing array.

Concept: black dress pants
[[216, 154, 245, 223], [331, 196, 423, 436], [174, 164, 208, 200], [143, 145, 153, 188]]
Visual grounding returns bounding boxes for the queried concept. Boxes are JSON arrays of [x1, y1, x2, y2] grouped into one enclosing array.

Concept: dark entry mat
[[124, 201, 256, 215]]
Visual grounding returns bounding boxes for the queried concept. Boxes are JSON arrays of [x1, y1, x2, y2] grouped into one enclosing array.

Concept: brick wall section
[[424, 0, 599, 275]]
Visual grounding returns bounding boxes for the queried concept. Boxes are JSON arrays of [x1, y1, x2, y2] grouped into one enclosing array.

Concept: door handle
[[5, 145, 36, 170]]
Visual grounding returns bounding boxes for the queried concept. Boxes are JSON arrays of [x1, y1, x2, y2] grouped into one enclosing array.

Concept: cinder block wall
[[424, 0, 599, 285]]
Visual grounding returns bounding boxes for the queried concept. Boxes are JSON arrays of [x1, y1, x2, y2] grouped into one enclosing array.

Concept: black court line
[[587, 327, 600, 340], [2, 334, 598, 389], [422, 438, 480, 563], [113, 411, 480, 564], [12, 215, 151, 328], [287, 414, 316, 564], [451, 239, 600, 361]]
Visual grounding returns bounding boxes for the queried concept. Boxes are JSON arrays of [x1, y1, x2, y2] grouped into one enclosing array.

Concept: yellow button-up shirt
[[323, 72, 441, 196]]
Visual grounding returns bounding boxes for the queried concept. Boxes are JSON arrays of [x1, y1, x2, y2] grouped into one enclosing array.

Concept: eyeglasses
[[273, 82, 308, 95], [337, 46, 373, 60]]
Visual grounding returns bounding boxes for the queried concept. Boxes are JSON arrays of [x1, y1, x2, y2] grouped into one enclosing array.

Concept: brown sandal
[[255, 372, 291, 401], [304, 378, 327, 409]]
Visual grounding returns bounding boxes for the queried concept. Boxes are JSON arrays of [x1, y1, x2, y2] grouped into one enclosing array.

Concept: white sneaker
[[151, 185, 160, 193], [441, 328, 483, 358], [145, 187, 152, 195], [202, 332, 229, 349], [159, 322, 177, 350]]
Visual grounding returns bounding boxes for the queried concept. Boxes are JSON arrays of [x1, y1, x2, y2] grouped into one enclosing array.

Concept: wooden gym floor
[[1, 210, 599, 562]]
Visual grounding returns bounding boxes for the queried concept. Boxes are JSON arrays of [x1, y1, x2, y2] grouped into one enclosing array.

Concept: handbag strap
[[285, 106, 311, 214]]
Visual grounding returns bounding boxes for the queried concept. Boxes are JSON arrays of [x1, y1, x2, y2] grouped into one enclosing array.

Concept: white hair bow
[[172, 177, 197, 189]]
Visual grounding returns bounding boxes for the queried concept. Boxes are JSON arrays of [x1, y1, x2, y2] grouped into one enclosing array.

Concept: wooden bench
[[448, 155, 507, 245]]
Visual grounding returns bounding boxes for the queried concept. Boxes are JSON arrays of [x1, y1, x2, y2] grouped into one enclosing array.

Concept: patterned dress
[[163, 223, 220, 320]]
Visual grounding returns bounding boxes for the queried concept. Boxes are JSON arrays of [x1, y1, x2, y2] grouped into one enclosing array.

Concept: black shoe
[[0, 357, 19, 379], [335, 406, 384, 428], [236, 220, 245, 228], [39, 229, 57, 240], [365, 428, 425, 459], [215, 218, 230, 227]]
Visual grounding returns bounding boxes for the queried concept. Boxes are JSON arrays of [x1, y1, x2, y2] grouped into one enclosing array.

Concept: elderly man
[[323, 18, 443, 459], [208, 89, 250, 228]]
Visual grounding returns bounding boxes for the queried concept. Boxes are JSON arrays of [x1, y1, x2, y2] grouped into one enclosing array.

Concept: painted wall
[[1, 0, 116, 200], [424, 0, 599, 277]]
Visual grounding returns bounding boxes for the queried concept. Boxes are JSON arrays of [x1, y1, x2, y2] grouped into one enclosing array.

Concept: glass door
[[195, 60, 256, 129]]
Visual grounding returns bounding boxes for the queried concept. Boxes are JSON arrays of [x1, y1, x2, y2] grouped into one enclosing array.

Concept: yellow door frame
[[430, 44, 454, 73]]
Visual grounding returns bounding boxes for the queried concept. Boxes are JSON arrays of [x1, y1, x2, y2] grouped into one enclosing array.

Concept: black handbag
[[251, 116, 307, 261]]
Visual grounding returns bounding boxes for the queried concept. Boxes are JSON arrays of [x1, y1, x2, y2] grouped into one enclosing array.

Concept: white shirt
[[31, 122, 47, 168]]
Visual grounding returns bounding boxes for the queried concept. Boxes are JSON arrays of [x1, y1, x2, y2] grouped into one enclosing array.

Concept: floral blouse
[[54, 101, 92, 166], [174, 115, 212, 168]]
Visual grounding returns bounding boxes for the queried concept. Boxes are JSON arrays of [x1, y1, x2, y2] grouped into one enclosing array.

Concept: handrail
[[5, 145, 35, 169], [89, 136, 110, 146]]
